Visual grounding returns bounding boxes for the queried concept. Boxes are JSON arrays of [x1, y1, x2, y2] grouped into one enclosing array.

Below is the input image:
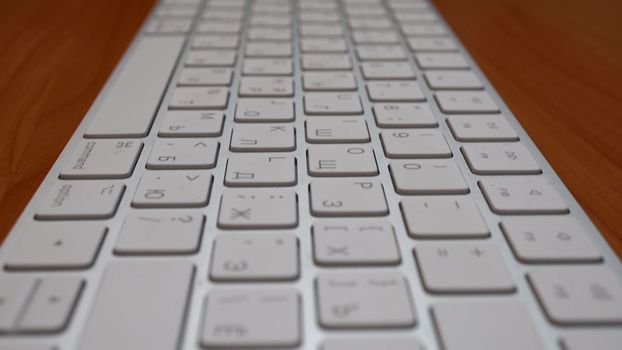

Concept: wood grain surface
[[0, 0, 620, 258]]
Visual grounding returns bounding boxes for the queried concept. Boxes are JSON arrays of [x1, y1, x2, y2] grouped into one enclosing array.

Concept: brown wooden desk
[[0, 0, 621, 258]]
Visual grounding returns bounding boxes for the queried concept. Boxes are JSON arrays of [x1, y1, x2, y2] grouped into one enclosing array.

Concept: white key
[[446, 115, 518, 141], [191, 35, 239, 49], [528, 268, 622, 324], [436, 91, 500, 113], [308, 145, 378, 176], [299, 24, 344, 37], [302, 54, 352, 70], [235, 98, 294, 122], [357, 45, 406, 61], [433, 301, 545, 350], [177, 67, 232, 86], [401, 196, 489, 238], [361, 61, 415, 80], [415, 243, 515, 293], [154, 6, 197, 18], [225, 153, 297, 186], [304, 93, 363, 115], [381, 129, 451, 158], [158, 111, 224, 137], [501, 217, 603, 263], [210, 234, 299, 281], [0, 276, 36, 332], [132, 170, 213, 208], [306, 117, 370, 143], [351, 30, 400, 44], [230, 125, 295, 151], [250, 15, 292, 26], [115, 212, 204, 255], [316, 272, 416, 328], [18, 277, 83, 333], [415, 53, 469, 69], [4, 222, 106, 270], [345, 7, 387, 17], [239, 76, 294, 97], [349, 18, 392, 29], [303, 72, 357, 91], [322, 338, 425, 350], [77, 261, 193, 350], [425, 70, 483, 89], [245, 42, 292, 57], [36, 181, 124, 220], [408, 37, 457, 52], [169, 87, 229, 110], [395, 10, 438, 22], [200, 289, 300, 348], [147, 138, 219, 169], [562, 331, 622, 350], [185, 50, 236, 67], [196, 20, 241, 33], [462, 143, 541, 175], [300, 38, 347, 53], [218, 189, 298, 228], [390, 159, 469, 194], [243, 58, 293, 75], [401, 23, 446, 36], [145, 18, 192, 34], [60, 140, 142, 179], [202, 9, 244, 21], [247, 27, 292, 41], [367, 81, 425, 102], [479, 177, 569, 214], [373, 103, 438, 128], [310, 179, 388, 216], [313, 219, 400, 266], [299, 12, 340, 23]]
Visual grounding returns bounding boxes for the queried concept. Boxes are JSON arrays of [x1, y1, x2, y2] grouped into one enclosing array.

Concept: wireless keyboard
[[1, 0, 621, 349]]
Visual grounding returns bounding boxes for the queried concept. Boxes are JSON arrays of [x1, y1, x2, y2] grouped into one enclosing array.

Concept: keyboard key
[[528, 268, 622, 324], [0, 275, 36, 332], [561, 331, 622, 350], [235, 98, 294, 122], [415, 52, 469, 69], [145, 18, 192, 34], [306, 117, 370, 143], [196, 20, 242, 34], [17, 277, 83, 333], [462, 143, 541, 175], [303, 72, 358, 91], [35, 181, 124, 220], [501, 217, 602, 263], [446, 114, 518, 141], [373, 103, 438, 128], [250, 15, 292, 26], [366, 81, 425, 102], [361, 61, 415, 80], [401, 23, 446, 36], [4, 222, 106, 270], [200, 289, 300, 348], [307, 144, 378, 176], [147, 138, 219, 169], [191, 34, 239, 49], [158, 111, 224, 137], [408, 37, 457, 52], [300, 38, 348, 53], [230, 125, 296, 151], [169, 87, 229, 110], [217, 189, 298, 229], [246, 42, 293, 57], [435, 91, 500, 113], [479, 177, 569, 214], [247, 27, 292, 41], [301, 54, 352, 70], [185, 50, 236, 67], [401, 196, 489, 238], [177, 67, 232, 86], [322, 338, 425, 350], [225, 153, 297, 186], [60, 140, 142, 179], [425, 70, 483, 90], [242, 58, 293, 75], [210, 233, 299, 281], [310, 179, 388, 216], [313, 219, 400, 266], [316, 272, 416, 328], [351, 30, 400, 44], [77, 261, 194, 350], [380, 129, 451, 158], [349, 18, 392, 30], [304, 92, 363, 115], [433, 301, 544, 350], [415, 243, 515, 293], [356, 45, 407, 61], [239, 77, 294, 97], [132, 170, 213, 208], [390, 159, 469, 194], [299, 24, 344, 37], [114, 212, 204, 255], [395, 10, 438, 22]]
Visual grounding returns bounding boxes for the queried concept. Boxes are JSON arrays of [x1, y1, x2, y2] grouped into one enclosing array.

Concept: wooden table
[[0, 0, 620, 258]]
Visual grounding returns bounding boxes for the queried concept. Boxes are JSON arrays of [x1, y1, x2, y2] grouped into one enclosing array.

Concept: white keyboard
[[1, 0, 621, 349]]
